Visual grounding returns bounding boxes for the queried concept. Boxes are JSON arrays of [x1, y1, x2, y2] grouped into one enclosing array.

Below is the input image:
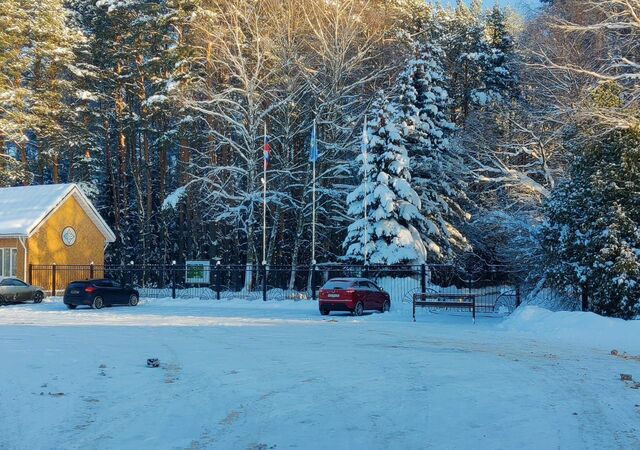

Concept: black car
[[63, 279, 139, 310]]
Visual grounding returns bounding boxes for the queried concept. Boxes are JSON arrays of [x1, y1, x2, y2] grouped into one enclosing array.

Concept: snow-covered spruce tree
[[540, 130, 640, 319], [395, 38, 470, 262], [473, 5, 519, 106], [442, 1, 492, 123], [343, 93, 427, 265]]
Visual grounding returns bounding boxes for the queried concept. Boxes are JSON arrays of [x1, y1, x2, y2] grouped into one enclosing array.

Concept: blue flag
[[361, 115, 369, 157], [309, 120, 319, 162]]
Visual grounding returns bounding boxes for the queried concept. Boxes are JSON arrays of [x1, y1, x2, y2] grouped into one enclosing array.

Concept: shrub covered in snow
[[540, 130, 640, 319]]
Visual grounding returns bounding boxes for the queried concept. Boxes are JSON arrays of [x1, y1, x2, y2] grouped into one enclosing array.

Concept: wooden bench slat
[[415, 302, 474, 308], [413, 293, 476, 322]]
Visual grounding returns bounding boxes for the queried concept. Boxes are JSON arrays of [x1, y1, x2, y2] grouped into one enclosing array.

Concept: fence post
[[51, 263, 57, 297], [262, 263, 267, 302], [89, 262, 94, 279], [215, 261, 221, 300], [171, 261, 177, 299], [28, 264, 33, 285], [581, 287, 589, 312], [515, 284, 521, 308], [421, 264, 426, 295], [312, 264, 317, 301]]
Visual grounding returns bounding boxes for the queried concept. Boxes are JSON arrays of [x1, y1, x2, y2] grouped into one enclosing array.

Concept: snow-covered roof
[[0, 184, 115, 242]]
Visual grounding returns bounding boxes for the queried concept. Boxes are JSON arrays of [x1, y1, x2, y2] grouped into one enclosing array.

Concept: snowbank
[[502, 306, 640, 353]]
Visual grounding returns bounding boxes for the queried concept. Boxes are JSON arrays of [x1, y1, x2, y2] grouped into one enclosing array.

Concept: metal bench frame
[[413, 293, 476, 322]]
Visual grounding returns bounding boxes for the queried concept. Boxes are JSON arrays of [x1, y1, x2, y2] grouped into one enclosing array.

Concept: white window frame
[[0, 248, 18, 277]]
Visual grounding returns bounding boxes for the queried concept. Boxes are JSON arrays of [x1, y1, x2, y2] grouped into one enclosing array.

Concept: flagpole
[[362, 115, 368, 266], [312, 119, 317, 265], [263, 122, 267, 266]]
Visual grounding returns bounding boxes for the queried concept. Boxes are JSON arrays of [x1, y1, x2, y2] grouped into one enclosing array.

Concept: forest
[[0, 0, 639, 318]]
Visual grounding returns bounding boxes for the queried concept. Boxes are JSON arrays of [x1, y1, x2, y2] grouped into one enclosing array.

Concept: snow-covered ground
[[0, 299, 638, 450]]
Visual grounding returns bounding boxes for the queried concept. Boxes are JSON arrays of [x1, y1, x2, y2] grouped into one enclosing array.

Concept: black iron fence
[[28, 262, 540, 313], [28, 262, 587, 313]]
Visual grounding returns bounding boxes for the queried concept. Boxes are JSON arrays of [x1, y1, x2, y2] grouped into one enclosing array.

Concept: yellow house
[[0, 184, 115, 287]]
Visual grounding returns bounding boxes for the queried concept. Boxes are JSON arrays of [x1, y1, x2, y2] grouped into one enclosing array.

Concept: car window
[[94, 280, 113, 287], [2, 279, 27, 287], [367, 282, 380, 291], [322, 280, 353, 290], [110, 280, 121, 288]]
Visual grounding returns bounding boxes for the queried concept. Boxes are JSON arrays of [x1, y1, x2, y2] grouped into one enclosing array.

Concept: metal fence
[[27, 262, 537, 313]]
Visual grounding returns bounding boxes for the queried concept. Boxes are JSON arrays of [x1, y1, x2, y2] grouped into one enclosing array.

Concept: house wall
[[27, 194, 107, 292], [0, 237, 26, 280]]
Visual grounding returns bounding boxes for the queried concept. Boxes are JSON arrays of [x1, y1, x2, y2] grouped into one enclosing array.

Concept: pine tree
[[0, 0, 83, 184], [344, 93, 427, 264], [76, 0, 204, 264], [473, 6, 519, 106], [443, 1, 492, 123], [540, 130, 640, 319], [0, 0, 31, 153], [395, 38, 470, 262]]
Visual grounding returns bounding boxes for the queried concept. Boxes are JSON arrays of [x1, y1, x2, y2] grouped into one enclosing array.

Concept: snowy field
[[0, 299, 639, 450]]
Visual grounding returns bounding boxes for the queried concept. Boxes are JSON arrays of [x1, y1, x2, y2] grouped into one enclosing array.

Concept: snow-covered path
[[0, 299, 638, 450]]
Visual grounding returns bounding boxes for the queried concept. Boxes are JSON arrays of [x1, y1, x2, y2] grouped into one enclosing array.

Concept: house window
[[0, 248, 17, 277]]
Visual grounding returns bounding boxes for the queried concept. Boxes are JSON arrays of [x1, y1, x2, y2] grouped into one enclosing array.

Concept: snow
[[502, 305, 640, 353], [143, 94, 168, 106], [76, 90, 98, 101], [0, 184, 75, 236], [161, 186, 187, 210], [1, 299, 639, 449], [96, 0, 137, 13]]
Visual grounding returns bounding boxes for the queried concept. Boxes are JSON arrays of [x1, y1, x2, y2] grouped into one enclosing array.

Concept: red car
[[318, 278, 391, 316]]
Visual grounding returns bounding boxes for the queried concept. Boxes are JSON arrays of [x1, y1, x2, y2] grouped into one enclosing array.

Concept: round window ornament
[[62, 227, 77, 246]]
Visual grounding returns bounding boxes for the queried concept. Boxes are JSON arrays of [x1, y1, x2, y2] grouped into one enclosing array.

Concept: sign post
[[186, 261, 211, 284]]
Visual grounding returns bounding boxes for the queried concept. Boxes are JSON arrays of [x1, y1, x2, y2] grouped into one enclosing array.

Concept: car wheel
[[381, 300, 390, 313], [33, 291, 44, 304], [129, 294, 139, 306], [66, 304, 77, 310], [352, 301, 364, 316], [92, 296, 104, 310], [320, 308, 330, 316]]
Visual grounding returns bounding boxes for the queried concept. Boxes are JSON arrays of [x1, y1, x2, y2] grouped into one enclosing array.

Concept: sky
[[440, 0, 542, 14], [499, 0, 541, 12]]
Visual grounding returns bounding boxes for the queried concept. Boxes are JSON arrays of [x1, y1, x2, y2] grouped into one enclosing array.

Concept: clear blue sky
[[499, 0, 541, 12], [440, 0, 542, 13]]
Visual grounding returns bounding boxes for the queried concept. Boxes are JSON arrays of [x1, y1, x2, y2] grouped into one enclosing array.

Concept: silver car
[[0, 277, 45, 304]]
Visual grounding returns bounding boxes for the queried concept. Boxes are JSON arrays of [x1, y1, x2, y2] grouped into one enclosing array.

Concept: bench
[[413, 293, 476, 322]]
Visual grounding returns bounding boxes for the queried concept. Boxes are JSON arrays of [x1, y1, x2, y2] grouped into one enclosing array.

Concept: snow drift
[[502, 305, 640, 353]]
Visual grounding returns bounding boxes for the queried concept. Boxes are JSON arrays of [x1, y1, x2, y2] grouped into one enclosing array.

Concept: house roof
[[0, 184, 116, 243]]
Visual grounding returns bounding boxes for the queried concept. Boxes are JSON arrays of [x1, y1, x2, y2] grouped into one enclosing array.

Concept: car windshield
[[68, 282, 88, 288], [322, 280, 353, 290]]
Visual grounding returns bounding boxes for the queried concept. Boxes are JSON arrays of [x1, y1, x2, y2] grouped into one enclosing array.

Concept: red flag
[[263, 135, 271, 169]]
